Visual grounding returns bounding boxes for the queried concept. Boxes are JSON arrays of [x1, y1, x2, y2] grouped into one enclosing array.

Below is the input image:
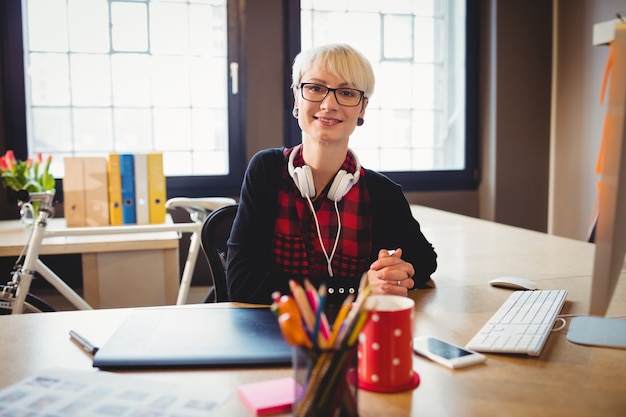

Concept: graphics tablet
[[92, 307, 292, 369]]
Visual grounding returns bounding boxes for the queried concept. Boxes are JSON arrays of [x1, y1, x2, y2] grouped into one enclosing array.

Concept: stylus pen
[[69, 330, 99, 355]]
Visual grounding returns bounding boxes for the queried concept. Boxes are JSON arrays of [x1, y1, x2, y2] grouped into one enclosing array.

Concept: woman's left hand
[[367, 248, 415, 296]]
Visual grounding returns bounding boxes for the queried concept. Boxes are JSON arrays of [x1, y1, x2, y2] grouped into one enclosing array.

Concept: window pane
[[151, 56, 191, 107], [380, 0, 414, 14], [415, 16, 436, 60], [67, 0, 110, 53], [153, 109, 192, 151], [31, 108, 73, 152], [113, 109, 154, 151], [28, 53, 71, 106], [304, 0, 348, 12], [411, 63, 436, 108], [150, 2, 189, 55], [303, 11, 380, 53], [190, 57, 228, 107], [70, 54, 112, 106], [111, 54, 152, 106], [377, 61, 414, 108], [345, 0, 381, 13], [72, 108, 114, 151], [193, 151, 228, 175], [382, 15, 414, 60], [301, 0, 466, 173], [191, 108, 228, 151], [189, 4, 226, 55], [111, 2, 149, 51], [27, 0, 69, 52]]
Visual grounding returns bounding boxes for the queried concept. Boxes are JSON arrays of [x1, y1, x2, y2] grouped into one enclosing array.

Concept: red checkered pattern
[[272, 147, 372, 278]]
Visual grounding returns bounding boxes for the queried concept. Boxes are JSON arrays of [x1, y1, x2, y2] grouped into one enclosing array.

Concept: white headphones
[[287, 144, 361, 202]]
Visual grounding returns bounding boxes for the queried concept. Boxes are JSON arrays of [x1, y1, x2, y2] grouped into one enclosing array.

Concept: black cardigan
[[226, 148, 437, 305]]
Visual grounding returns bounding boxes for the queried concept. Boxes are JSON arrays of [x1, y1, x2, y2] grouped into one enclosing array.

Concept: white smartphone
[[413, 336, 486, 369]]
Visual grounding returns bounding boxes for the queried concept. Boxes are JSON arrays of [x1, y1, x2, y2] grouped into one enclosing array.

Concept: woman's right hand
[[367, 248, 415, 296]]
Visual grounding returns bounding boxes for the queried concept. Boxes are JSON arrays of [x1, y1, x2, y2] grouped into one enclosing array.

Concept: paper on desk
[[0, 368, 231, 417]]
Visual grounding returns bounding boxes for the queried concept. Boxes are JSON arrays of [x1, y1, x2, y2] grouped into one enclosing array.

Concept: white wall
[[478, 0, 553, 232], [550, 0, 625, 240]]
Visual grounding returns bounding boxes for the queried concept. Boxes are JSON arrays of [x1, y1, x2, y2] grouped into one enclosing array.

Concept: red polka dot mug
[[357, 295, 420, 392]]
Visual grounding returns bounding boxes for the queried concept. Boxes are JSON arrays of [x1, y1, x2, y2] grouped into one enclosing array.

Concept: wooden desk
[[0, 218, 180, 308], [1, 207, 625, 416], [412, 205, 597, 287]]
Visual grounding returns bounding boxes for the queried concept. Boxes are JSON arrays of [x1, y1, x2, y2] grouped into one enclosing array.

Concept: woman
[[226, 44, 437, 306]]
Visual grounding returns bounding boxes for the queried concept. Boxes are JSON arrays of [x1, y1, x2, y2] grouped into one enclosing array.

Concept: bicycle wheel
[[0, 292, 56, 314]]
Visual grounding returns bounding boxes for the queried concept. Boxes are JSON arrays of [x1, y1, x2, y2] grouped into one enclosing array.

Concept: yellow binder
[[147, 153, 167, 224], [107, 154, 123, 225]]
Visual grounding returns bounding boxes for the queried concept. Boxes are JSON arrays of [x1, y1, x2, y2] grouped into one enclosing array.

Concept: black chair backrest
[[200, 204, 237, 302]]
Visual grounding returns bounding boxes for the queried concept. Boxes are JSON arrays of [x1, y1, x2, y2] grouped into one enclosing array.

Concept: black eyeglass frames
[[299, 83, 365, 107]]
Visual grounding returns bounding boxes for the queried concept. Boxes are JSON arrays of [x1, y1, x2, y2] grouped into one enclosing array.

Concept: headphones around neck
[[287, 144, 361, 202]]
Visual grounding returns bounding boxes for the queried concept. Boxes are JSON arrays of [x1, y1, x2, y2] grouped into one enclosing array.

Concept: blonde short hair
[[291, 44, 375, 98]]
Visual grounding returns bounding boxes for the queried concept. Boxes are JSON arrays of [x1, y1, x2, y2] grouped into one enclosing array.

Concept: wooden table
[[1, 206, 625, 416], [0, 218, 180, 308]]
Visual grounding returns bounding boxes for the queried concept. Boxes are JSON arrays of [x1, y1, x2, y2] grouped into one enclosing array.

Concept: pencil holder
[[293, 345, 359, 417]]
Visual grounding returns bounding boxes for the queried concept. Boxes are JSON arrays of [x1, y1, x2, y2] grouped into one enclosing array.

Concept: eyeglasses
[[299, 83, 365, 107]]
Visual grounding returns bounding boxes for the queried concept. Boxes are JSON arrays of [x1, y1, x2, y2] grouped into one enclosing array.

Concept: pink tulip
[[2, 150, 16, 170]]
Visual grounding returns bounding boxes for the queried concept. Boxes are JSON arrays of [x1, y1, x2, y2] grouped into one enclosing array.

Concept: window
[[289, 0, 478, 191], [17, 0, 244, 197], [2, 0, 475, 203]]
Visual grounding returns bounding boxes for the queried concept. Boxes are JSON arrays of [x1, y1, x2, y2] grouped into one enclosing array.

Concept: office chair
[[200, 203, 238, 302]]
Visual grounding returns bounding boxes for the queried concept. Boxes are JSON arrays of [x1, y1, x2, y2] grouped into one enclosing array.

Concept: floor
[[32, 286, 213, 311]]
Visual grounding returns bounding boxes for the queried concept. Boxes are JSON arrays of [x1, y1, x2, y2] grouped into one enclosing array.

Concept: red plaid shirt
[[272, 147, 372, 278]]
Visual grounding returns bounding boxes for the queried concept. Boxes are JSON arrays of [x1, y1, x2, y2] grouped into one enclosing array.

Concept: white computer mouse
[[488, 276, 539, 290]]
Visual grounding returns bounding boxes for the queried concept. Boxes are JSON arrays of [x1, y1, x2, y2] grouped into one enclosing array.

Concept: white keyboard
[[465, 289, 568, 356]]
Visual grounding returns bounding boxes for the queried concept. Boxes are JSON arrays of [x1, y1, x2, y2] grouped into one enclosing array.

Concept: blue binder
[[119, 154, 136, 224]]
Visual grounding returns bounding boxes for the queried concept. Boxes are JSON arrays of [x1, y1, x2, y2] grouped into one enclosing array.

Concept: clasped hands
[[367, 248, 415, 296]]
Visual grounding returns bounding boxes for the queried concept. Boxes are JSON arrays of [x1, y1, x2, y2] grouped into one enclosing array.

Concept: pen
[[328, 293, 354, 347], [357, 272, 369, 294], [289, 280, 316, 332], [276, 294, 303, 324], [304, 280, 331, 341], [69, 330, 99, 355], [312, 284, 327, 348], [278, 312, 312, 348], [334, 285, 371, 347]]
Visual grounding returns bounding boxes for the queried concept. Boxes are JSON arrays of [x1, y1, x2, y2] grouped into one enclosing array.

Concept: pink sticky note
[[237, 377, 295, 415]]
